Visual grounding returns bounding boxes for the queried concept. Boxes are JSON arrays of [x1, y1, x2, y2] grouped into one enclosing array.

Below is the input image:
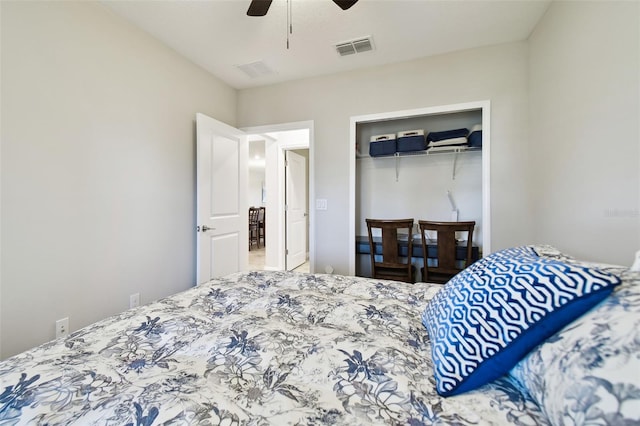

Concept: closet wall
[[356, 109, 483, 245]]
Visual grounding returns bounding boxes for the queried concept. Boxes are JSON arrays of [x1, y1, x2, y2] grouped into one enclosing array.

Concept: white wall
[[0, 1, 236, 359], [248, 139, 266, 207], [238, 42, 532, 275], [357, 153, 482, 238], [248, 170, 265, 207], [248, 168, 264, 207], [528, 1, 640, 264]]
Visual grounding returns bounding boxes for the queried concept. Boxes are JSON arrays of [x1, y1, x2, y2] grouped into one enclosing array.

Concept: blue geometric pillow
[[421, 246, 622, 396]]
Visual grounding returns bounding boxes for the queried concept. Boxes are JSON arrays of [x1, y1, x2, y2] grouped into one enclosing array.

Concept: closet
[[348, 101, 491, 277]]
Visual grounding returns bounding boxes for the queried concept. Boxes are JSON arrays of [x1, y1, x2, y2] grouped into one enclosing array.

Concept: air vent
[[236, 60, 276, 79], [336, 42, 356, 56], [335, 36, 374, 57]]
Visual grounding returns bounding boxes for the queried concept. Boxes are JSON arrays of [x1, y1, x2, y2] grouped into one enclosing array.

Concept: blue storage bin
[[369, 134, 396, 157], [468, 124, 482, 147], [397, 129, 426, 152]]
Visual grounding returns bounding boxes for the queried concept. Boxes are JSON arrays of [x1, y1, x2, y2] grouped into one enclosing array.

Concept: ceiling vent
[[236, 60, 276, 79], [335, 36, 374, 57]]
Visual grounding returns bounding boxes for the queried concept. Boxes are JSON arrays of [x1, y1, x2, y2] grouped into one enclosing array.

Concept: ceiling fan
[[247, 0, 359, 17]]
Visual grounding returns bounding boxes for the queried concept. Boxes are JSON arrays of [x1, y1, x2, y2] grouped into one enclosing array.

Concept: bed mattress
[[0, 271, 547, 425]]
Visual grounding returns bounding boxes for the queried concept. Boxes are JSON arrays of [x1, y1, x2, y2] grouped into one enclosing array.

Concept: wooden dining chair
[[258, 207, 266, 247], [249, 207, 260, 250], [366, 218, 415, 283], [418, 220, 475, 284]]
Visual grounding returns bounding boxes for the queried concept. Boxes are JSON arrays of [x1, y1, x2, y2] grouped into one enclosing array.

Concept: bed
[[1, 245, 639, 425]]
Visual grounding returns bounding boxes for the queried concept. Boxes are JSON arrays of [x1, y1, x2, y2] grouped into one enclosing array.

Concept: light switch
[[316, 199, 328, 210]]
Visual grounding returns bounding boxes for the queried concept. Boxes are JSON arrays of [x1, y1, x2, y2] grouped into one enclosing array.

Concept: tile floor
[[248, 247, 310, 273], [248, 247, 266, 270]]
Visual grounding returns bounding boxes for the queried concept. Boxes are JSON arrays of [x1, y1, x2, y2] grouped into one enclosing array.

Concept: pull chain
[[286, 0, 293, 49]]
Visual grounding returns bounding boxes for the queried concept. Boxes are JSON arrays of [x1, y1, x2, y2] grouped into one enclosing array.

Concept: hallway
[[248, 247, 309, 273]]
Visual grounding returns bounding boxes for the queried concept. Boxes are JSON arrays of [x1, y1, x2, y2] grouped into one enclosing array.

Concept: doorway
[[247, 137, 267, 270], [243, 121, 314, 273]]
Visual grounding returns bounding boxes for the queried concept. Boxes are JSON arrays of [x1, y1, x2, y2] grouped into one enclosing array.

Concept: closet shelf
[[356, 146, 481, 181], [356, 146, 480, 159]]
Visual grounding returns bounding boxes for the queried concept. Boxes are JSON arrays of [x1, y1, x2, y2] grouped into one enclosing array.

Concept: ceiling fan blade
[[247, 0, 273, 17], [333, 0, 358, 10]]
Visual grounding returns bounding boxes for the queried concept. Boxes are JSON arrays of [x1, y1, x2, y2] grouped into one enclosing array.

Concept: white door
[[285, 150, 307, 270], [196, 113, 248, 284]]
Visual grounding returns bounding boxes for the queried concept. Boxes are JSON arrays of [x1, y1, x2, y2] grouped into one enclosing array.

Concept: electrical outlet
[[55, 317, 69, 339], [129, 293, 140, 309]]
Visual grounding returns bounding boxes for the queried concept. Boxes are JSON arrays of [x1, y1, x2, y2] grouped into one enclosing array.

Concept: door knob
[[202, 225, 215, 232]]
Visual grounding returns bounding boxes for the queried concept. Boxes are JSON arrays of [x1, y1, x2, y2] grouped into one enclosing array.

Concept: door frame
[[242, 120, 314, 273]]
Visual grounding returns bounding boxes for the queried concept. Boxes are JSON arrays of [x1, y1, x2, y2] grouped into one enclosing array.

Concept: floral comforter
[[0, 271, 547, 425]]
